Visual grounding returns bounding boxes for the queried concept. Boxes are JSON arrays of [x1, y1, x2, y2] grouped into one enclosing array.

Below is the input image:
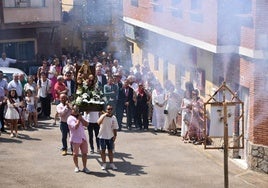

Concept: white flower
[[76, 96, 83, 104], [76, 89, 83, 95], [82, 93, 88, 99]]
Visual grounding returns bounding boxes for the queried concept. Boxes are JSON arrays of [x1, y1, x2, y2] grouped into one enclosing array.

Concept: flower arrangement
[[73, 80, 105, 112]]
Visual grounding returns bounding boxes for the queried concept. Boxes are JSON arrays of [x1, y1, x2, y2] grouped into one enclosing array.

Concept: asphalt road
[[0, 106, 267, 188]]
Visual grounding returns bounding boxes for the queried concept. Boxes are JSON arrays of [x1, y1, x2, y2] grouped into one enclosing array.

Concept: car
[[0, 67, 27, 82], [0, 67, 42, 117]]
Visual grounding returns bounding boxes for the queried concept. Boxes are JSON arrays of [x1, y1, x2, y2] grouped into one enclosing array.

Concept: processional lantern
[[203, 82, 244, 188]]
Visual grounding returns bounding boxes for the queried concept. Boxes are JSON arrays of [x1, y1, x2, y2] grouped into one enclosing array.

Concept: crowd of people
[[0, 51, 206, 172]]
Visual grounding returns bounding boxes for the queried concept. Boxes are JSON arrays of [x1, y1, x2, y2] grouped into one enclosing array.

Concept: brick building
[[122, 0, 268, 173]]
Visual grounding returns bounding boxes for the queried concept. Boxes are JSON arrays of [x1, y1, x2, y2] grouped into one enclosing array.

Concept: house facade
[[0, 0, 61, 73], [61, 0, 127, 62], [123, 0, 268, 173]]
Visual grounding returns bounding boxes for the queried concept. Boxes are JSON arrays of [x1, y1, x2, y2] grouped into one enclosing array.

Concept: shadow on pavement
[[87, 152, 147, 177]]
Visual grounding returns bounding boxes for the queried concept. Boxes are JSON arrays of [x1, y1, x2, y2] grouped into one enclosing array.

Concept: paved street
[[0, 106, 267, 188]]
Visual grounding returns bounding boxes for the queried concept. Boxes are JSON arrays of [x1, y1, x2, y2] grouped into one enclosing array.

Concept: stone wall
[[248, 142, 268, 174]]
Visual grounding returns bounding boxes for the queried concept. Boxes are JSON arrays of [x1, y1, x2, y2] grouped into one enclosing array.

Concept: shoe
[[110, 163, 117, 170], [74, 167, 79, 173], [82, 167, 90, 174], [15, 133, 18, 138], [10, 133, 14, 138], [1, 130, 7, 133], [90, 150, 94, 154], [62, 150, 67, 156], [101, 163, 107, 170]]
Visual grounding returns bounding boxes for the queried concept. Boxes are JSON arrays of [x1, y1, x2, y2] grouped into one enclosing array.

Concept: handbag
[[164, 109, 168, 114]]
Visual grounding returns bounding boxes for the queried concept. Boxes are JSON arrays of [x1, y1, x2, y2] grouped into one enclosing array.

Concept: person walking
[[84, 111, 100, 154], [67, 105, 90, 173], [97, 105, 118, 170], [56, 94, 72, 156]]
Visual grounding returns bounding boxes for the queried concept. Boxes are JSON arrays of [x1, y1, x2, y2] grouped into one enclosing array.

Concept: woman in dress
[[164, 85, 180, 134], [151, 82, 166, 131], [48, 58, 62, 102], [5, 89, 22, 137], [190, 89, 204, 144], [181, 90, 192, 140]]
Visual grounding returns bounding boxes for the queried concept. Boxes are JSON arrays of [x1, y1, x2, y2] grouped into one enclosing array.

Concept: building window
[[151, 0, 163, 12], [172, 0, 182, 4], [234, 0, 253, 28], [172, 9, 182, 18], [191, 0, 202, 10], [4, 0, 46, 8], [168, 0, 182, 18], [190, 0, 203, 22], [86, 1, 112, 25], [131, 0, 138, 7], [0, 41, 35, 61]]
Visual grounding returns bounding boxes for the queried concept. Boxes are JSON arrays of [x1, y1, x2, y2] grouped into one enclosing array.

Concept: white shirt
[[0, 57, 16, 67], [7, 80, 23, 96], [98, 115, 118, 139], [83, 111, 99, 123], [97, 75, 102, 83], [48, 65, 56, 79], [25, 96, 35, 105], [37, 79, 52, 98]]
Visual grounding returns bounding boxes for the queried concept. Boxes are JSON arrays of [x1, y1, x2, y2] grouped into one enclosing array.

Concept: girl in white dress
[[5, 89, 21, 137], [25, 89, 37, 127]]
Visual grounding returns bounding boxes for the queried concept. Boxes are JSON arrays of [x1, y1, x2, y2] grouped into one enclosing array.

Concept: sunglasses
[[107, 108, 113, 111]]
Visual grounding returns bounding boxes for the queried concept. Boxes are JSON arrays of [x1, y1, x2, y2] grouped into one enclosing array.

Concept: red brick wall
[[123, 0, 218, 45], [240, 57, 268, 146], [252, 62, 268, 145]]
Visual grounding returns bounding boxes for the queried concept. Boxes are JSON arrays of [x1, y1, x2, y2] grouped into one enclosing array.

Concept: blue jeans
[[60, 122, 69, 151]]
